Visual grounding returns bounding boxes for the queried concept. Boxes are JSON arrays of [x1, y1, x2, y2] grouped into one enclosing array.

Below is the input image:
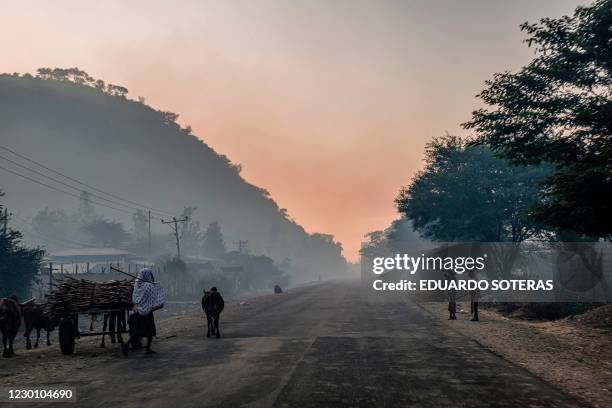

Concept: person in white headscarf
[[127, 268, 165, 355]]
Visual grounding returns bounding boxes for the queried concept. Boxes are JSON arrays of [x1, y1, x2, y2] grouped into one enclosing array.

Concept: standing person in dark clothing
[[445, 272, 457, 320], [448, 287, 457, 320], [467, 270, 480, 322], [203, 287, 224, 338], [125, 268, 165, 356], [470, 287, 480, 322]]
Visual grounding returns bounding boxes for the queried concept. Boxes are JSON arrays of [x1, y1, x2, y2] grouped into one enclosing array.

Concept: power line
[[14, 222, 90, 250], [0, 163, 142, 217], [0, 144, 176, 217], [10, 214, 95, 249], [0, 153, 167, 217]]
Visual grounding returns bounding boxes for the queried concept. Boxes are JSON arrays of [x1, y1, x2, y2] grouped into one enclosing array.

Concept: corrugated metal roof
[[50, 248, 131, 257]]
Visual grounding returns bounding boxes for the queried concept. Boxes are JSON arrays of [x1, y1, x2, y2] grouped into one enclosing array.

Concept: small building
[[49, 247, 133, 266], [183, 255, 225, 274]]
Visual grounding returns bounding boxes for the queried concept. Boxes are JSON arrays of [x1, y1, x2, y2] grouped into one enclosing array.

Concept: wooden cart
[[47, 274, 135, 355], [57, 307, 130, 355]]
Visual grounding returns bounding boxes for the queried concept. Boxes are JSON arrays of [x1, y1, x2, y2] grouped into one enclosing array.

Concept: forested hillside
[[0, 69, 346, 281]]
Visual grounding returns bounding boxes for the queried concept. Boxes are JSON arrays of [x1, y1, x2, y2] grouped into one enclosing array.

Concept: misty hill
[[0, 69, 346, 281]]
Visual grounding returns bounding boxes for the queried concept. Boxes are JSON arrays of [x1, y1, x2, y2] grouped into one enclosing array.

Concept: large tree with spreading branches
[[464, 0, 612, 238]]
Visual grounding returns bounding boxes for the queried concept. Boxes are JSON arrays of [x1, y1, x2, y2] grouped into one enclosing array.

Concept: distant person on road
[[202, 286, 224, 338], [445, 272, 457, 320], [470, 287, 480, 322], [274, 284, 283, 294], [467, 270, 480, 322], [127, 268, 165, 355], [448, 287, 457, 320]]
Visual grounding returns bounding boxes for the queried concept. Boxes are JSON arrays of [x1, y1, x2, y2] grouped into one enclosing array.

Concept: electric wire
[[0, 144, 176, 217]]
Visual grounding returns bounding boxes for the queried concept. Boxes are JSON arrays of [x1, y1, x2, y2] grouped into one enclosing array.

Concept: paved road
[[29, 280, 580, 407]]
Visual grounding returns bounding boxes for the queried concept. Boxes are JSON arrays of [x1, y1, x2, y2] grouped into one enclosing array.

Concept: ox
[[22, 302, 59, 349], [201, 287, 224, 338], [0, 297, 21, 358]]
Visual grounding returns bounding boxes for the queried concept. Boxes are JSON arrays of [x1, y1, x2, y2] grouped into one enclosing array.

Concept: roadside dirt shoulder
[[419, 302, 612, 408], [0, 290, 285, 387]]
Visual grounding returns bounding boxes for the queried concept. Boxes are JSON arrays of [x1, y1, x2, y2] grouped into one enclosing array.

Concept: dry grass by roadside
[[420, 302, 612, 408]]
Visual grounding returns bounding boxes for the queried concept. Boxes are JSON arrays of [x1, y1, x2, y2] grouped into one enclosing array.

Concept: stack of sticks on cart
[[47, 276, 134, 313]]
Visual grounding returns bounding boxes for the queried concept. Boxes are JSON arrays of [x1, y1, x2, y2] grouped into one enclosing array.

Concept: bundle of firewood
[[47, 277, 134, 314]]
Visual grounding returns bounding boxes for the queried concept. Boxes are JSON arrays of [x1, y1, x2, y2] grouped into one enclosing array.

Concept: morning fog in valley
[[1, 1, 611, 407]]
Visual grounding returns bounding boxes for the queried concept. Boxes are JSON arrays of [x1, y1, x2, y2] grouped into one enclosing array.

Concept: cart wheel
[[59, 317, 75, 355]]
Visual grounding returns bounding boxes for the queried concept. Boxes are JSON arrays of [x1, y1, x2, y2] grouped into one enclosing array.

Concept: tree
[[159, 110, 179, 125], [155, 257, 193, 298], [32, 207, 71, 239], [463, 0, 612, 238], [360, 219, 432, 259], [106, 84, 128, 97], [202, 222, 226, 258], [395, 135, 550, 243], [132, 209, 149, 240], [384, 218, 433, 253], [360, 230, 387, 258], [64, 68, 94, 85], [94, 79, 106, 91], [222, 251, 287, 291], [83, 218, 128, 247], [78, 190, 95, 222], [35, 67, 130, 98], [0, 191, 45, 298], [177, 207, 203, 257]]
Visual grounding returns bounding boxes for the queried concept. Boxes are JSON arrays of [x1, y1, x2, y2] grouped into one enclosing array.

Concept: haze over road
[[28, 281, 579, 408]]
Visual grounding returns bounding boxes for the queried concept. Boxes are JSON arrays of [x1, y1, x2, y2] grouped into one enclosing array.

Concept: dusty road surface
[[2, 280, 582, 407]]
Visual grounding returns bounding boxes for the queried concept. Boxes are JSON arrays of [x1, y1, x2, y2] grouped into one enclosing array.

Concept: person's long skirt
[[130, 312, 157, 338]]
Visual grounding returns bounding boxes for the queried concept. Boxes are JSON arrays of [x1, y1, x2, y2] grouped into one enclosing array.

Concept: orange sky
[[0, 0, 582, 260]]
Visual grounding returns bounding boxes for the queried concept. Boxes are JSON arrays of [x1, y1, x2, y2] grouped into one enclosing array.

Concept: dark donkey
[[0, 297, 21, 358], [201, 287, 224, 338]]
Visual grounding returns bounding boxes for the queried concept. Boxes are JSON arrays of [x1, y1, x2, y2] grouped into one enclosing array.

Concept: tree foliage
[[0, 191, 45, 298], [155, 257, 194, 298], [202, 221, 226, 258], [78, 190, 96, 223], [132, 209, 149, 240], [222, 251, 287, 291], [36, 67, 128, 97], [177, 207, 203, 257], [395, 136, 550, 242], [360, 218, 432, 258], [464, 0, 612, 238], [82, 218, 128, 247], [32, 207, 71, 240]]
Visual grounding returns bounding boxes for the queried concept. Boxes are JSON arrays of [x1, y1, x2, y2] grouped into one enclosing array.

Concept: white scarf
[[132, 268, 165, 315]]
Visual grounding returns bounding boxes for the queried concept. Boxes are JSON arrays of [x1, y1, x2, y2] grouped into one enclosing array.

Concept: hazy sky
[[1, 0, 583, 260]]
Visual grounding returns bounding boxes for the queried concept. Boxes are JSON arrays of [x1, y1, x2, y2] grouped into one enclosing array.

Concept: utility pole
[[233, 239, 249, 255], [148, 210, 151, 261], [161, 216, 188, 259]]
